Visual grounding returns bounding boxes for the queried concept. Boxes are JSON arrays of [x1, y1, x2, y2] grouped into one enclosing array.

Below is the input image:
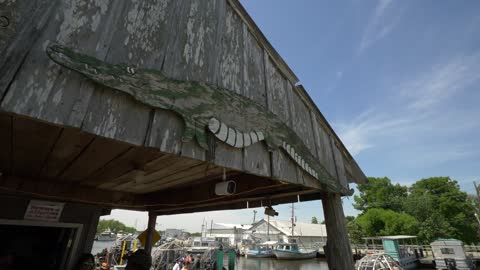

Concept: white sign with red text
[[24, 200, 65, 222]]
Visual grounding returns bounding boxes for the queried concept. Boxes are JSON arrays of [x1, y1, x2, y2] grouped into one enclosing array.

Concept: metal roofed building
[[248, 219, 327, 249], [206, 223, 252, 247]]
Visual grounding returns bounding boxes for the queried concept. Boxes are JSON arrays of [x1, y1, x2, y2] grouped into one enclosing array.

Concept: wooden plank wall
[[0, 0, 358, 189]]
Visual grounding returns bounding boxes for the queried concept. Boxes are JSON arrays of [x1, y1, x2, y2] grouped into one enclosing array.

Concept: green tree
[[354, 177, 407, 212], [356, 208, 418, 237], [346, 217, 364, 244], [311, 217, 318, 224], [404, 177, 479, 244], [97, 219, 136, 234]]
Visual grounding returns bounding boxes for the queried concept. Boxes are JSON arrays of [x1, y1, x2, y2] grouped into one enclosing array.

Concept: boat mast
[[267, 214, 270, 241], [291, 203, 295, 238]]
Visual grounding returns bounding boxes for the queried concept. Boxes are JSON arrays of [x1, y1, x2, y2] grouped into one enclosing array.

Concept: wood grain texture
[[0, 113, 13, 175], [243, 142, 270, 177], [83, 147, 163, 187], [331, 138, 348, 189], [0, 0, 124, 126], [12, 116, 62, 177], [271, 150, 298, 184], [242, 23, 267, 107], [322, 193, 354, 270], [216, 3, 244, 94], [162, 0, 222, 84], [59, 137, 131, 182], [0, 0, 56, 99], [289, 85, 317, 155], [104, 0, 176, 69], [265, 52, 291, 126], [310, 112, 337, 179], [81, 88, 151, 145], [146, 109, 184, 155], [41, 127, 95, 179]]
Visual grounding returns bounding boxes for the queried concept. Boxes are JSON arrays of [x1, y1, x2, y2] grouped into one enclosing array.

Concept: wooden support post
[[144, 212, 157, 254], [322, 193, 354, 270]]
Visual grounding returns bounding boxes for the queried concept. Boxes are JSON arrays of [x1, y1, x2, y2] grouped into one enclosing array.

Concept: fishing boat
[[273, 242, 318, 260], [430, 239, 475, 270], [246, 241, 276, 258], [187, 237, 219, 255], [96, 229, 117, 241], [359, 236, 420, 270]]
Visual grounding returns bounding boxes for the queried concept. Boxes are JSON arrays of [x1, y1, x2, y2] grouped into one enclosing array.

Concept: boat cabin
[[363, 236, 420, 270], [430, 239, 475, 270], [276, 243, 300, 252]]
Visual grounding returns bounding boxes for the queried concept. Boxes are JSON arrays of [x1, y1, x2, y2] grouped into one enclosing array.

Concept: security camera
[[264, 206, 278, 217], [215, 180, 236, 195]]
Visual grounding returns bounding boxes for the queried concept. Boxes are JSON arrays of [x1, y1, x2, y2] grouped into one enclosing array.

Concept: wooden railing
[[351, 244, 480, 260]]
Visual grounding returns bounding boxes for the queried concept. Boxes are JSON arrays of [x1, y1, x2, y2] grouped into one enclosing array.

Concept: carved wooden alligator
[[46, 43, 349, 194]]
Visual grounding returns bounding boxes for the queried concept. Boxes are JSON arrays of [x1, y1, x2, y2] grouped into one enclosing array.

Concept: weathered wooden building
[[0, 0, 366, 269]]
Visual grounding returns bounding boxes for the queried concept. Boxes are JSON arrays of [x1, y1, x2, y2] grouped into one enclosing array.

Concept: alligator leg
[[194, 120, 209, 150], [182, 117, 196, 143]]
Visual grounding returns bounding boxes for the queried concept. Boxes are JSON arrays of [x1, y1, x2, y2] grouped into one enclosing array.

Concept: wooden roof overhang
[[0, 0, 367, 216], [0, 113, 328, 215]]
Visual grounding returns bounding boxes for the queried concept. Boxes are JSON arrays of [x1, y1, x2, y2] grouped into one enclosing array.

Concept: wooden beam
[[0, 175, 137, 209], [322, 192, 354, 270], [0, 113, 12, 176], [154, 191, 323, 216], [144, 212, 157, 254]]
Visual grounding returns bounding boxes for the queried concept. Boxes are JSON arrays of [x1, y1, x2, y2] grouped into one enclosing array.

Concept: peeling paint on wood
[[45, 44, 350, 194]]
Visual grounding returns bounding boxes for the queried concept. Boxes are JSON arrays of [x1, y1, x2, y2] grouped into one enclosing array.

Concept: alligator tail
[[208, 118, 265, 148], [281, 141, 319, 180]]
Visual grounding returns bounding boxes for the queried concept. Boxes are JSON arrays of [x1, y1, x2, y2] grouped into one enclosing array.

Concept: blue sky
[[105, 0, 480, 232]]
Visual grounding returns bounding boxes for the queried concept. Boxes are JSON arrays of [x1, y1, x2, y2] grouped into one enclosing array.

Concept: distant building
[[247, 219, 327, 249], [164, 228, 184, 239], [205, 223, 252, 247]]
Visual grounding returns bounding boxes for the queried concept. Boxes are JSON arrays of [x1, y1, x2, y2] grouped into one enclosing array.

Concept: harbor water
[[92, 241, 328, 269]]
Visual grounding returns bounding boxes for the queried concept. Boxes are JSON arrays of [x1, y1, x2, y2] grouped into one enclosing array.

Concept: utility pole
[[267, 215, 270, 241], [290, 203, 295, 238]]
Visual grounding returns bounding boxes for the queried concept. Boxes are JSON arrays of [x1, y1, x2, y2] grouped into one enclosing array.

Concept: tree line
[[96, 219, 137, 234], [346, 176, 479, 244]]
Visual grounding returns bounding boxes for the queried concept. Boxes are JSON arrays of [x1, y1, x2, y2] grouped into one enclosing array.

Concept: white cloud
[[102, 208, 259, 232], [334, 53, 480, 166], [358, 0, 399, 52], [400, 53, 480, 110]]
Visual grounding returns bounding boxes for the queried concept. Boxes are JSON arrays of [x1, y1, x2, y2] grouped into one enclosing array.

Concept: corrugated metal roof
[[212, 223, 252, 230], [252, 219, 327, 237]]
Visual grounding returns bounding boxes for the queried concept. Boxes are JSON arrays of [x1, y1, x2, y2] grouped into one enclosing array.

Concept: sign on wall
[[24, 200, 65, 222]]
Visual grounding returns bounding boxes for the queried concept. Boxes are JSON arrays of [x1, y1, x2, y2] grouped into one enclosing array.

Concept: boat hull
[[273, 250, 317, 260], [246, 251, 274, 258]]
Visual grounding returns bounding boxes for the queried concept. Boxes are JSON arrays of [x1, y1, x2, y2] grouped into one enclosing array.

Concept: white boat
[[430, 239, 475, 270], [187, 237, 219, 255], [246, 241, 276, 258], [96, 229, 117, 241], [360, 235, 419, 270], [273, 243, 318, 260]]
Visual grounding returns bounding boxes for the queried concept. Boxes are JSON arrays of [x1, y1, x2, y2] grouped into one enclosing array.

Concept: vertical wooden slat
[[242, 23, 267, 107], [323, 193, 354, 270], [310, 112, 337, 178], [265, 52, 291, 126], [162, 0, 222, 84], [288, 85, 317, 155], [331, 138, 348, 189], [0, 0, 56, 99]]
